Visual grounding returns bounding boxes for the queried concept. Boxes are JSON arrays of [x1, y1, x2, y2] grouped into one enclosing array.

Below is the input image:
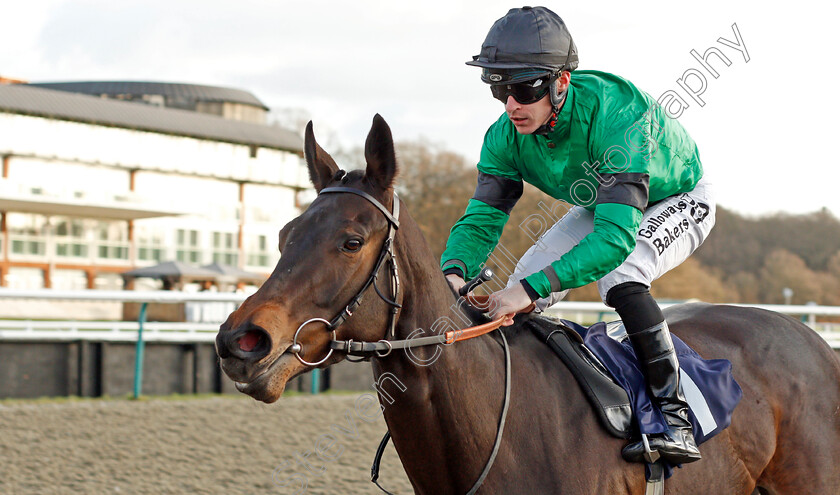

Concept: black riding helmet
[[467, 6, 578, 75], [467, 6, 578, 132]]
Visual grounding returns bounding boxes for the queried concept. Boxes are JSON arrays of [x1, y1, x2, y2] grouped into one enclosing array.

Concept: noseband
[[290, 185, 402, 366]]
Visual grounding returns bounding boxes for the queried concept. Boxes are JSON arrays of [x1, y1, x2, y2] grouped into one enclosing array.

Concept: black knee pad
[[605, 281, 650, 308], [605, 282, 664, 335]]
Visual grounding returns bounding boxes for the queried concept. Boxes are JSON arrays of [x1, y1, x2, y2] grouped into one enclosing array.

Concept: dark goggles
[[490, 77, 554, 105]]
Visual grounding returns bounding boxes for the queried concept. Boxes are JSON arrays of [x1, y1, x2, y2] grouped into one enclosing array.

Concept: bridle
[[289, 185, 402, 366], [290, 184, 521, 365], [288, 181, 513, 495]]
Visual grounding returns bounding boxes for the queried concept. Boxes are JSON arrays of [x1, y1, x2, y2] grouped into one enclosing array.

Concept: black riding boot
[[621, 321, 702, 465], [605, 282, 701, 465]]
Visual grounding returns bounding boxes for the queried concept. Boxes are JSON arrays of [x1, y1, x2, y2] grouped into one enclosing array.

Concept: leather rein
[[289, 183, 518, 495]]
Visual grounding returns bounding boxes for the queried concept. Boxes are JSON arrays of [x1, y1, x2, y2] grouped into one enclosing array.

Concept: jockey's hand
[[445, 274, 466, 294], [487, 283, 532, 326]]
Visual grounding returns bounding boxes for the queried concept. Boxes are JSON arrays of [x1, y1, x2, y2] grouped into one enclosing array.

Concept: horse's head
[[216, 114, 401, 403]]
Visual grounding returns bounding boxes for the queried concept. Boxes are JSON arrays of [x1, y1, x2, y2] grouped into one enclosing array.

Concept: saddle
[[525, 314, 740, 445], [461, 295, 632, 437], [522, 312, 741, 494], [524, 315, 634, 439]]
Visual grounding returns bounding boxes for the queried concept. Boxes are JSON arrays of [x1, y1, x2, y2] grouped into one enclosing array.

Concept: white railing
[[0, 288, 247, 343], [543, 300, 840, 318], [544, 301, 840, 349], [0, 288, 248, 303], [0, 288, 839, 348], [0, 320, 220, 342]]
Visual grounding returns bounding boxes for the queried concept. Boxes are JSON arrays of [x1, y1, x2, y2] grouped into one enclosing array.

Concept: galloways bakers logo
[[690, 199, 710, 224], [638, 194, 710, 255]]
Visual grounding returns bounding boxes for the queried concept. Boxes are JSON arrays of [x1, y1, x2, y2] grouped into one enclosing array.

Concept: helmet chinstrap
[[534, 82, 567, 136]]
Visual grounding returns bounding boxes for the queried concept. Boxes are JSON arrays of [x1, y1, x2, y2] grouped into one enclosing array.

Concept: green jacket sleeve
[[440, 120, 522, 278], [524, 203, 642, 296], [440, 199, 511, 279]]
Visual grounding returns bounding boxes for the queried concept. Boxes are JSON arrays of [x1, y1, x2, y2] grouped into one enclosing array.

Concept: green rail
[[133, 302, 148, 399], [311, 369, 320, 394]]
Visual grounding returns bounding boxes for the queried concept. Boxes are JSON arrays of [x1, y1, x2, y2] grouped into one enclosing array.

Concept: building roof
[[121, 261, 222, 282], [0, 84, 302, 152], [27, 81, 270, 110], [201, 263, 266, 283]]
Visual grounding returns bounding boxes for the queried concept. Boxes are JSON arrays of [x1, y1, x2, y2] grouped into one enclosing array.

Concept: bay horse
[[216, 114, 840, 494]]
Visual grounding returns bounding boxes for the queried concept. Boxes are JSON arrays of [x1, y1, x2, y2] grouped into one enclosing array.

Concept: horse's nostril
[[217, 325, 271, 361], [238, 330, 263, 353]]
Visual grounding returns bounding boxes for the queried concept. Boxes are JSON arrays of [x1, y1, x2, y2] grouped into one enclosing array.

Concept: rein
[[291, 183, 520, 495], [331, 295, 518, 357], [372, 329, 512, 495]]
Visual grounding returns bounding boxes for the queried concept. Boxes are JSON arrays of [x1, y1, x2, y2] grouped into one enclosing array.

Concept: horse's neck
[[377, 265, 487, 380], [379, 215, 490, 382], [371, 219, 507, 491]]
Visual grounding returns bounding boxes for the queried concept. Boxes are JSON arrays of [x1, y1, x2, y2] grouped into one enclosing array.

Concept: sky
[[1, 0, 837, 217]]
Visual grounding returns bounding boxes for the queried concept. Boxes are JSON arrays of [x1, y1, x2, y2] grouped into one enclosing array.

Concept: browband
[[319, 187, 400, 228]]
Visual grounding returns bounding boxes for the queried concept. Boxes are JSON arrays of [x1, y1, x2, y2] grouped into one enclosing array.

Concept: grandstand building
[[0, 79, 308, 292]]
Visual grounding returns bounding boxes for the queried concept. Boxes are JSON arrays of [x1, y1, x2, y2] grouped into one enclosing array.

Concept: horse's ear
[[364, 114, 398, 191], [304, 121, 339, 192]]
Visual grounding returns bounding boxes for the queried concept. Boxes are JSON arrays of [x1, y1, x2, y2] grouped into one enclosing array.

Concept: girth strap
[[646, 461, 665, 495]]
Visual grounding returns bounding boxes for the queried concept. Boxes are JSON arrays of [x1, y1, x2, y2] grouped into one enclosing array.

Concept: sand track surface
[[0, 394, 413, 494]]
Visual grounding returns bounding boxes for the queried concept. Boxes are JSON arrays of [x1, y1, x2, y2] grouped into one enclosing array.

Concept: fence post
[[133, 302, 148, 399], [311, 369, 320, 395]]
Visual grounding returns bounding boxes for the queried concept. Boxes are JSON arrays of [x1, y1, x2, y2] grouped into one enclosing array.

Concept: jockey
[[441, 6, 715, 465]]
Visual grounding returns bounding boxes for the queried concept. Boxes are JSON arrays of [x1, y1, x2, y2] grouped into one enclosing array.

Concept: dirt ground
[[0, 394, 413, 494]]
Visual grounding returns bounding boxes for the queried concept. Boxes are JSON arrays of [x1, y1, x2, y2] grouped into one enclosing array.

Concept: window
[[138, 246, 163, 262], [212, 231, 238, 266], [7, 213, 47, 258], [246, 234, 272, 268], [11, 238, 46, 256], [55, 218, 88, 259], [176, 229, 202, 264], [96, 221, 129, 260], [137, 226, 165, 263]]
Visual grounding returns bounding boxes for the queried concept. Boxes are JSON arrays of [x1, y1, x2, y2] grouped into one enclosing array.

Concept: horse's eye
[[343, 238, 363, 252]]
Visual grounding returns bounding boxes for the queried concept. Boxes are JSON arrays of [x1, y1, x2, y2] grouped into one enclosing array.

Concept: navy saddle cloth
[[525, 315, 742, 447]]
